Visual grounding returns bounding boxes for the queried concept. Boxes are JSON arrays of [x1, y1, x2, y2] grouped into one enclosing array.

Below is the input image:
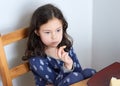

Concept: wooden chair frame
[[0, 28, 29, 86], [0, 27, 88, 86]]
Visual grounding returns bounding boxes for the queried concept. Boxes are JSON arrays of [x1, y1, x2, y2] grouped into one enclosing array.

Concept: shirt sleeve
[[62, 63, 74, 73], [29, 57, 56, 85], [60, 47, 83, 74], [68, 47, 83, 72], [57, 47, 84, 83]]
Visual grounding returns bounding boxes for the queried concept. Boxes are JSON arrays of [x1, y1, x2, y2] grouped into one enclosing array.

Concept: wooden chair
[[71, 78, 89, 86], [0, 28, 29, 86], [0, 27, 88, 86]]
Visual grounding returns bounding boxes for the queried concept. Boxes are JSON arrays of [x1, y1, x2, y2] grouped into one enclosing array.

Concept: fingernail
[[63, 45, 66, 48]]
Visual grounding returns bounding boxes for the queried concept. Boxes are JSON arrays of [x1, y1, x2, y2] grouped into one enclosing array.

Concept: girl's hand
[[57, 46, 73, 70]]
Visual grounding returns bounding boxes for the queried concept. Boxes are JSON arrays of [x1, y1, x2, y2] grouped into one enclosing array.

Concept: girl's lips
[[51, 42, 58, 44], [51, 41, 59, 45]]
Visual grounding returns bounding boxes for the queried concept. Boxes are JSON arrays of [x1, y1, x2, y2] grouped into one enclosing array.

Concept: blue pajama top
[[29, 47, 96, 86]]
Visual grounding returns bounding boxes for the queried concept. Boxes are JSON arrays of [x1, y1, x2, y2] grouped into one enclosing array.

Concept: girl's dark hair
[[22, 4, 73, 60]]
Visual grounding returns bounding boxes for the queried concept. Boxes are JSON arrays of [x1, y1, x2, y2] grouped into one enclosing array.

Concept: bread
[[110, 77, 120, 86]]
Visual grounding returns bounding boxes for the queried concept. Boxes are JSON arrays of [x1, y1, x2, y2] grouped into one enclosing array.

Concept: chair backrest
[[0, 28, 30, 86]]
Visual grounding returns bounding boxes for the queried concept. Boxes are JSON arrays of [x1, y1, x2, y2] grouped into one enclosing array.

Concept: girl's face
[[36, 17, 63, 48]]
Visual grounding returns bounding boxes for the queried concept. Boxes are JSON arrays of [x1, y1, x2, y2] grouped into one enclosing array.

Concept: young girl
[[23, 4, 96, 86]]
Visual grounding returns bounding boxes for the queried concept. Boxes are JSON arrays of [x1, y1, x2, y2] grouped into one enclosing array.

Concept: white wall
[[92, 0, 120, 71], [0, 0, 93, 86]]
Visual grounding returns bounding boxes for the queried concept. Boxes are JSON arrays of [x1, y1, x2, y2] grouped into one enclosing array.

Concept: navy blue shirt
[[29, 48, 96, 86]]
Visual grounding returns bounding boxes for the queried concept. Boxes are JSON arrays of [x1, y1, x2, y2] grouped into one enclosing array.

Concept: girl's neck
[[45, 47, 59, 59]]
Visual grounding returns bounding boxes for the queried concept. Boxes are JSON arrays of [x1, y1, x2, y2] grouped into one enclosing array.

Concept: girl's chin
[[47, 44, 58, 48], [46, 42, 60, 48], [49, 45, 58, 48]]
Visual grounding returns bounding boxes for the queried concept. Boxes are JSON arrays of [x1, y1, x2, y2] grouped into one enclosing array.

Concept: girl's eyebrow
[[57, 26, 62, 29], [56, 26, 62, 30], [43, 29, 51, 31], [41, 28, 51, 31], [42, 26, 62, 31]]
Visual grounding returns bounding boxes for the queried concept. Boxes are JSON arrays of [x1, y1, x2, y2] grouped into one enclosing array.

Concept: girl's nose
[[51, 33, 56, 39]]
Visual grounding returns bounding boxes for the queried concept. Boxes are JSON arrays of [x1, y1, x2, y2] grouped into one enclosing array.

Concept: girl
[[23, 4, 96, 86]]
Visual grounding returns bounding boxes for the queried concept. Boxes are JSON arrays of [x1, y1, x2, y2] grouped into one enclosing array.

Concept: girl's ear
[[34, 30, 40, 36]]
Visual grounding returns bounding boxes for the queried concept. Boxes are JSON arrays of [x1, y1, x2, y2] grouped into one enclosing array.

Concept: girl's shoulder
[[68, 47, 74, 54], [28, 56, 46, 63]]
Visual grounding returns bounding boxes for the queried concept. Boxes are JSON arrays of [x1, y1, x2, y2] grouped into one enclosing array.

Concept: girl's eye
[[56, 29, 61, 32], [45, 32, 50, 34]]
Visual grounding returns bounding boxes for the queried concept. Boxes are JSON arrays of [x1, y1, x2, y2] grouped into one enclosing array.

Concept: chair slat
[[0, 36, 12, 86], [2, 28, 28, 46], [10, 62, 30, 79]]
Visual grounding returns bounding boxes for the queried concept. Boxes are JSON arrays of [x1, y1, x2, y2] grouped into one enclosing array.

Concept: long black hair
[[22, 4, 73, 60]]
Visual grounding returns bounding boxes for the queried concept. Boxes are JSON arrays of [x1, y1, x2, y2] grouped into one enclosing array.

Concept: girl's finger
[[61, 52, 67, 61], [57, 46, 66, 58], [63, 53, 69, 62]]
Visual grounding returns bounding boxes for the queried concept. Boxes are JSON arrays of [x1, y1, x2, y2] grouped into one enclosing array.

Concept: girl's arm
[[57, 46, 73, 70], [57, 46, 82, 72], [29, 57, 56, 86], [68, 47, 83, 72]]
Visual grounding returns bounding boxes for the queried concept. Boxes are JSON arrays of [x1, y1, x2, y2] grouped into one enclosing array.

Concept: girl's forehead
[[40, 18, 62, 30]]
